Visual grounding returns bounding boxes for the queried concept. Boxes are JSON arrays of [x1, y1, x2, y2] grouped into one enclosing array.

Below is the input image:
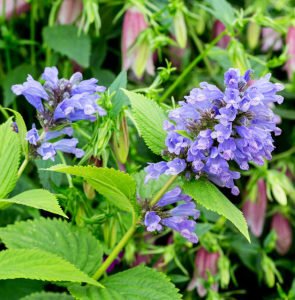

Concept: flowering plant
[[0, 0, 295, 299]]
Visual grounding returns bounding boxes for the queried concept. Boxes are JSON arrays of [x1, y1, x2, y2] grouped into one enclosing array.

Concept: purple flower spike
[[143, 187, 199, 244], [145, 68, 283, 195]]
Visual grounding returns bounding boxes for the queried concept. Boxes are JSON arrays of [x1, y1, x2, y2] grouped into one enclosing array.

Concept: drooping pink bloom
[[213, 20, 230, 49], [271, 213, 292, 255], [187, 247, 220, 297], [121, 7, 154, 78], [284, 27, 295, 80], [243, 179, 267, 237], [57, 0, 83, 25], [0, 0, 30, 19], [261, 28, 282, 52]]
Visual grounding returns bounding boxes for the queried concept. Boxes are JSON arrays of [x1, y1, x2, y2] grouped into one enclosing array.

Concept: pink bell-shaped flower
[[284, 27, 295, 80], [213, 20, 230, 49], [57, 0, 83, 25]]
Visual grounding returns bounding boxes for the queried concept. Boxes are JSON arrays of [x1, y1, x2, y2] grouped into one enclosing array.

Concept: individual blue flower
[[37, 142, 56, 161], [145, 68, 284, 195], [53, 138, 84, 158], [44, 127, 73, 141], [12, 75, 48, 112], [144, 187, 199, 243], [26, 125, 40, 145]]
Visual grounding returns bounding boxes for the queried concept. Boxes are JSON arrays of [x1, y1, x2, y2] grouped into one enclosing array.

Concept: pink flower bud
[[57, 0, 82, 25], [243, 179, 267, 237], [121, 7, 154, 78], [271, 213, 292, 255], [284, 27, 295, 80], [213, 20, 230, 49], [0, 0, 30, 19], [188, 247, 220, 297], [261, 28, 282, 52]]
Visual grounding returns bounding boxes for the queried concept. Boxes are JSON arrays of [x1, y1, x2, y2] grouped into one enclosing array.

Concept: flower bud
[[243, 179, 267, 237], [121, 7, 154, 78], [57, 0, 82, 25], [247, 22, 261, 50], [196, 9, 206, 35], [262, 254, 276, 287], [218, 255, 230, 289], [83, 182, 96, 200], [173, 10, 187, 49], [271, 213, 292, 255], [261, 27, 282, 52], [213, 20, 230, 49], [229, 40, 250, 74], [0, 0, 30, 19], [187, 247, 220, 297], [111, 115, 129, 164], [284, 27, 295, 80]]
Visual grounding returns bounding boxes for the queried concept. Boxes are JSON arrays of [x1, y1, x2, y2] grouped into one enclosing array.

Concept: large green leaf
[[183, 178, 250, 242], [48, 165, 138, 214], [69, 266, 182, 300], [43, 25, 91, 67], [0, 218, 102, 276], [123, 90, 167, 155], [0, 189, 66, 217], [0, 249, 101, 287], [21, 292, 73, 300], [0, 119, 21, 198], [0, 279, 43, 300]]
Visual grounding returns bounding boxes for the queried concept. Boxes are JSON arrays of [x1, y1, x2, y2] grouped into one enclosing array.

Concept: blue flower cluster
[[12, 67, 106, 160], [145, 69, 284, 195], [144, 187, 200, 243]]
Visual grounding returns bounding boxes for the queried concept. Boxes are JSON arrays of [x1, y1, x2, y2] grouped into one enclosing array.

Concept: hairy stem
[[92, 212, 137, 281], [150, 175, 178, 207], [158, 31, 227, 103]]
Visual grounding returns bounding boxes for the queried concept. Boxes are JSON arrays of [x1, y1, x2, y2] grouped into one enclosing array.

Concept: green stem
[[150, 175, 178, 207], [158, 30, 227, 103], [92, 213, 137, 281], [0, 105, 9, 119], [57, 152, 73, 188], [272, 146, 295, 162], [17, 158, 29, 178], [30, 0, 36, 66]]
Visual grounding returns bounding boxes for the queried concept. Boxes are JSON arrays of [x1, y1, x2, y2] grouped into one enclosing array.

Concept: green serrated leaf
[[21, 292, 74, 300], [0, 119, 21, 198], [0, 217, 102, 276], [183, 178, 250, 242], [0, 249, 101, 287], [69, 266, 182, 300], [48, 165, 139, 214], [43, 25, 91, 67], [0, 189, 67, 217], [123, 90, 167, 155]]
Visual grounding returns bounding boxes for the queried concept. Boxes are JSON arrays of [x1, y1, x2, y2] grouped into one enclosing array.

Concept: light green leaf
[[69, 266, 181, 300], [0, 249, 101, 287], [109, 71, 129, 116], [21, 292, 73, 300], [0, 189, 67, 218], [183, 178, 250, 242], [123, 90, 167, 155], [204, 0, 235, 27], [48, 165, 138, 214], [43, 25, 91, 67], [274, 108, 295, 120], [0, 119, 21, 198], [4, 108, 28, 158], [0, 218, 102, 276]]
